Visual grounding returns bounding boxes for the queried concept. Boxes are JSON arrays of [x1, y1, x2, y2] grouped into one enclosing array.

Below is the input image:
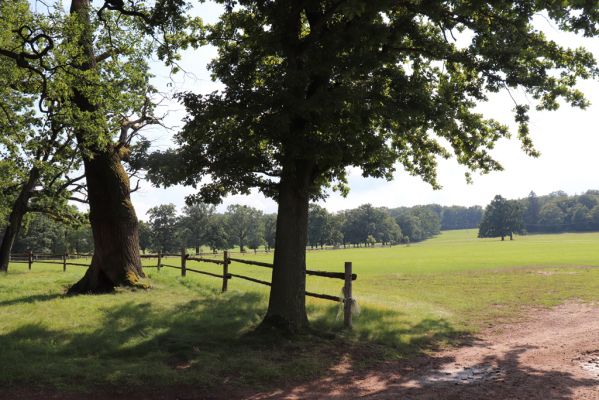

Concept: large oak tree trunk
[[67, 149, 144, 294], [67, 0, 143, 294], [0, 168, 39, 272], [260, 164, 312, 333]]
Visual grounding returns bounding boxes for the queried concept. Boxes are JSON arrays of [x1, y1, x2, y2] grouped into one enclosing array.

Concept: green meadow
[[1, 229, 598, 393]]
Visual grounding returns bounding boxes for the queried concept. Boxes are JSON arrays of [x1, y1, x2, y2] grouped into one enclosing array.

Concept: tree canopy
[[478, 195, 524, 240], [149, 1, 599, 201]]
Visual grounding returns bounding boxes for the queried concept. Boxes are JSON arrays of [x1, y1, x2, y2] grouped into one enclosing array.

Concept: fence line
[[9, 248, 357, 328]]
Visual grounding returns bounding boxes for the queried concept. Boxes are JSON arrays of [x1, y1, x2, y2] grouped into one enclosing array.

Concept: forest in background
[[4, 189, 599, 255]]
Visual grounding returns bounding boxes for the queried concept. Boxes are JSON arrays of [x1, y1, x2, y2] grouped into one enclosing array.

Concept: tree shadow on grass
[[0, 293, 63, 306], [257, 344, 599, 400], [311, 304, 473, 355], [0, 284, 478, 399]]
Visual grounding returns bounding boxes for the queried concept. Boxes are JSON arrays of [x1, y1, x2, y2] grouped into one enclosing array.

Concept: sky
[[131, 2, 599, 218]]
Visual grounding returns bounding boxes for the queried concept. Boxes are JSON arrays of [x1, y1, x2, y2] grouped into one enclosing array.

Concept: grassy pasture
[[1, 229, 598, 393]]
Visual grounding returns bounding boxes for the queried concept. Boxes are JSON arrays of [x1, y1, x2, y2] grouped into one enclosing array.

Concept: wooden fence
[[10, 251, 91, 271], [10, 249, 357, 328]]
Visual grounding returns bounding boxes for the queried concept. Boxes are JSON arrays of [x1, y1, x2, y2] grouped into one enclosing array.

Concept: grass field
[[1, 229, 598, 394]]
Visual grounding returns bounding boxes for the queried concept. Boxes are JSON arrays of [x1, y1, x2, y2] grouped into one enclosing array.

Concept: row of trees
[[479, 190, 599, 240], [142, 204, 274, 254], [2, 213, 92, 255], [8, 190, 599, 255], [0, 201, 441, 256], [309, 204, 483, 247], [521, 191, 599, 233], [142, 202, 443, 253], [2, 0, 598, 332], [0, 200, 462, 257]]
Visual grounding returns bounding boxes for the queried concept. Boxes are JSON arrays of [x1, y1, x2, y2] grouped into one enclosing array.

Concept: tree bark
[[259, 163, 312, 333], [0, 168, 39, 271], [67, 149, 144, 294], [66, 0, 144, 294]]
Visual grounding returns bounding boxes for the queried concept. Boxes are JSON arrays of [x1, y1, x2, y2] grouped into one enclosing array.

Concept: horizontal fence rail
[[9, 248, 357, 328]]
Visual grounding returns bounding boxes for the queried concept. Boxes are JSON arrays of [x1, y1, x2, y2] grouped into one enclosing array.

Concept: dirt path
[[251, 301, 599, 400]]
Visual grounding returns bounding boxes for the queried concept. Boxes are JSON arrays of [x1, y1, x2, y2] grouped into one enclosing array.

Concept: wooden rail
[[226, 252, 355, 328], [187, 256, 225, 265], [227, 257, 273, 268], [10, 249, 357, 329], [227, 257, 356, 280]]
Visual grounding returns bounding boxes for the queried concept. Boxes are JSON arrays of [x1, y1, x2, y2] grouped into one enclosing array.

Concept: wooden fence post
[[157, 251, 162, 272], [222, 250, 229, 293], [63, 252, 67, 272], [181, 248, 187, 277], [28, 250, 33, 270], [343, 261, 353, 329]]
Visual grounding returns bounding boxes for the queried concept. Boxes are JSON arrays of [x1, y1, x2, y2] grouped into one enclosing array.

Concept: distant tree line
[[140, 203, 274, 254], [143, 202, 458, 253], [0, 201, 483, 255], [520, 190, 599, 233], [0, 213, 93, 255], [389, 205, 483, 232], [7, 189, 597, 254], [478, 190, 599, 240]]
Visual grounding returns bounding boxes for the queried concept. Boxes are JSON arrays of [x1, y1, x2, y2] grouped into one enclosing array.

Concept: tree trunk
[[0, 168, 39, 272], [67, 150, 144, 294], [66, 0, 144, 294], [259, 165, 311, 333], [195, 245, 200, 255]]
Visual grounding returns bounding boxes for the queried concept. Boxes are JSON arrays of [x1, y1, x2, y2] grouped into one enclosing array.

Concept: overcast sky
[[131, 2, 599, 218]]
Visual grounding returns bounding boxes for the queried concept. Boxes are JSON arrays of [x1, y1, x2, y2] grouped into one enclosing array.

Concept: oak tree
[[149, 1, 599, 332], [0, 0, 159, 291], [478, 195, 524, 240]]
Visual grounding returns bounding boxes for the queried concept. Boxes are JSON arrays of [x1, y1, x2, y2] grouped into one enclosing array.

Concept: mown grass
[[1, 229, 598, 393]]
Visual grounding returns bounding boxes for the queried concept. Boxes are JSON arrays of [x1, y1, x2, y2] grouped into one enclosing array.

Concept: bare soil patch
[[251, 301, 599, 400]]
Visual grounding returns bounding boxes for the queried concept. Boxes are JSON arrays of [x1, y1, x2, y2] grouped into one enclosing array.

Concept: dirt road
[[252, 302, 599, 400]]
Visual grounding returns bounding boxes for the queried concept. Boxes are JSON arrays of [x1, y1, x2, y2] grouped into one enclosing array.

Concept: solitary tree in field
[[479, 195, 524, 240], [148, 1, 599, 332], [138, 221, 153, 254]]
